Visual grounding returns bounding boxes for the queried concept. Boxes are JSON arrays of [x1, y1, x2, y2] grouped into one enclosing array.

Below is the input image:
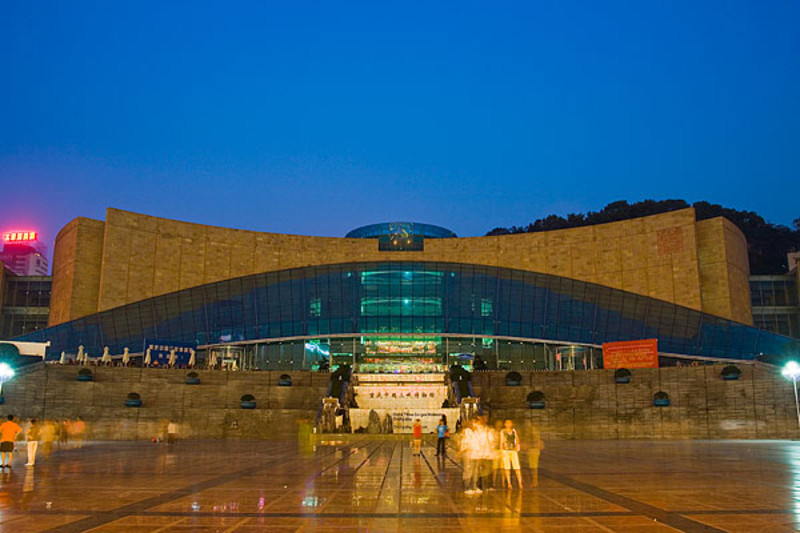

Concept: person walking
[[25, 419, 41, 467], [412, 419, 423, 456], [435, 416, 449, 457], [0, 415, 23, 468], [500, 419, 523, 489]]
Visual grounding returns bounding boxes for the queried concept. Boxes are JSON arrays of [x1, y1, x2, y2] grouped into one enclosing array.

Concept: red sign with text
[[602, 339, 659, 369], [3, 231, 37, 243]]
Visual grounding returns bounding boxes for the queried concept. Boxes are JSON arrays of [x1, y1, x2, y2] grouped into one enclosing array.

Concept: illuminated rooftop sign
[[3, 231, 38, 243]]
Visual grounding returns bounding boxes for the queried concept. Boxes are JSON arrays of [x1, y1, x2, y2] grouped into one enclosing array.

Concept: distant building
[[750, 264, 800, 338], [788, 251, 800, 272], [0, 230, 49, 276], [0, 266, 52, 338]]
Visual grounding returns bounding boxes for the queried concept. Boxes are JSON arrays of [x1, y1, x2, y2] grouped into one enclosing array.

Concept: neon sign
[[3, 231, 38, 243]]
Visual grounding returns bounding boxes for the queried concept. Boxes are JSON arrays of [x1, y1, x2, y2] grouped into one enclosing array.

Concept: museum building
[[12, 207, 800, 371]]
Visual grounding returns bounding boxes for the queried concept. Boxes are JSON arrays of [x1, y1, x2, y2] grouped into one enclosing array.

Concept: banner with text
[[602, 339, 659, 369], [143, 339, 197, 367]]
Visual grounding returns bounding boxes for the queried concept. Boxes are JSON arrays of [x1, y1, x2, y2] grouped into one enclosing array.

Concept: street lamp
[[0, 362, 14, 401], [782, 361, 800, 429]]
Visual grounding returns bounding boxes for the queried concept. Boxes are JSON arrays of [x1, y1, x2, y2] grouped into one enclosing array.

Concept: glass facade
[[14, 262, 800, 366]]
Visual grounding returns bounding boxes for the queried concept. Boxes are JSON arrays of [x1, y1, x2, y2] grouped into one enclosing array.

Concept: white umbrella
[[144, 348, 152, 366], [83, 352, 90, 366], [77, 345, 84, 363], [101, 346, 112, 365], [122, 347, 130, 366], [59, 352, 67, 365], [188, 349, 196, 368], [208, 351, 218, 369], [168, 349, 177, 367]]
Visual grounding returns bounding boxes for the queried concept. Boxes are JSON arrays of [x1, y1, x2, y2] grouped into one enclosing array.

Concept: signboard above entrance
[[602, 339, 659, 369]]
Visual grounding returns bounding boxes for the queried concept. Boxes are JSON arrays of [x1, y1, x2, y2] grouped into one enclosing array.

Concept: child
[[500, 419, 523, 489], [436, 416, 449, 457]]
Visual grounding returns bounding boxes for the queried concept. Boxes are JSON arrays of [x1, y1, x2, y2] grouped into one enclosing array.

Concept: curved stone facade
[[49, 207, 752, 326]]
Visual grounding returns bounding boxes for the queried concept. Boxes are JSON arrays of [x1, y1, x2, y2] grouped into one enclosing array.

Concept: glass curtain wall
[[14, 262, 800, 364]]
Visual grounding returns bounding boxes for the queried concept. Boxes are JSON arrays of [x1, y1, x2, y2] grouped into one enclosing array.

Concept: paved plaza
[[1, 438, 799, 532]]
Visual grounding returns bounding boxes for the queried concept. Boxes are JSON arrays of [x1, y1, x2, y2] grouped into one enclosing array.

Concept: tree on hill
[[487, 199, 800, 274]]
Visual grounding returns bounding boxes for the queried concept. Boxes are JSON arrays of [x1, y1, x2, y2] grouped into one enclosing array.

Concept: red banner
[[602, 339, 658, 369]]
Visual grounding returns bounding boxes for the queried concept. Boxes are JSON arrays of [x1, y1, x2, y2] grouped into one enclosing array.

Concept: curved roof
[[16, 261, 798, 364]]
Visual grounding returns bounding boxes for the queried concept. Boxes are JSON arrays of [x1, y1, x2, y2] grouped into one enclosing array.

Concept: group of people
[[457, 416, 532, 494], [409, 414, 543, 495], [0, 415, 87, 468]]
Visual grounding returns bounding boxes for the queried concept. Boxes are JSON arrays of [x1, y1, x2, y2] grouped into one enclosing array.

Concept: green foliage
[[488, 199, 800, 274]]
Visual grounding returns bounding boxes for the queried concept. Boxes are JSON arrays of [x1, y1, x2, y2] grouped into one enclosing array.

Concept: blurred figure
[[492, 419, 504, 488], [500, 419, 522, 489], [0, 415, 22, 468], [527, 424, 544, 487], [435, 416, 449, 457], [58, 419, 70, 448], [40, 421, 56, 457], [474, 415, 496, 491], [25, 419, 41, 467], [458, 418, 482, 494], [72, 418, 86, 448], [166, 420, 178, 445], [412, 419, 422, 456]]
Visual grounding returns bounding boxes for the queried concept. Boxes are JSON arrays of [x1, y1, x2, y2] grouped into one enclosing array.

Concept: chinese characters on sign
[[3, 231, 38, 242], [602, 339, 659, 369]]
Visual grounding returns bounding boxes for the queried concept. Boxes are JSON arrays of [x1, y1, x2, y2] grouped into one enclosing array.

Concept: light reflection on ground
[[0, 439, 799, 531]]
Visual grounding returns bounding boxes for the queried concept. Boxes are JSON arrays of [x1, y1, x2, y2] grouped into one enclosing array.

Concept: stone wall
[[472, 364, 798, 440], [48, 207, 753, 325], [2, 365, 327, 440], [3, 364, 797, 441]]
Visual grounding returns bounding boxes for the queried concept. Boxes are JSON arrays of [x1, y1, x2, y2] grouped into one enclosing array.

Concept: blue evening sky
[[1, 0, 798, 253]]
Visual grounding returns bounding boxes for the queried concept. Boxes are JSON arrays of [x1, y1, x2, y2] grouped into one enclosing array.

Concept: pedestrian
[[0, 415, 23, 468], [26, 419, 41, 467], [412, 419, 422, 456], [436, 416, 449, 457], [527, 424, 544, 487], [167, 420, 178, 445], [40, 420, 56, 457], [475, 415, 497, 490], [500, 419, 523, 489], [458, 419, 482, 495], [72, 417, 86, 448]]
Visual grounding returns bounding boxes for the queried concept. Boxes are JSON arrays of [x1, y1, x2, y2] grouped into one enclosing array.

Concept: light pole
[[0, 362, 14, 400], [782, 361, 800, 429]]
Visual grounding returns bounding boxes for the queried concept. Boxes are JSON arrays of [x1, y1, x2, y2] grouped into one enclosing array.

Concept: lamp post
[[0, 362, 15, 401], [782, 361, 800, 429]]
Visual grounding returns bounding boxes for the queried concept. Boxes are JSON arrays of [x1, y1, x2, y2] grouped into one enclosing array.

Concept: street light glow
[[783, 361, 800, 380], [0, 363, 13, 380], [782, 361, 800, 430]]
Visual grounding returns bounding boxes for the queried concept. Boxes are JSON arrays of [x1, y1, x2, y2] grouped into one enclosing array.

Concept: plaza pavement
[[0, 437, 799, 532]]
